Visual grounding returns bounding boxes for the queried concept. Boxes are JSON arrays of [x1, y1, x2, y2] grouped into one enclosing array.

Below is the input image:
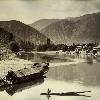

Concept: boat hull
[[0, 62, 49, 87]]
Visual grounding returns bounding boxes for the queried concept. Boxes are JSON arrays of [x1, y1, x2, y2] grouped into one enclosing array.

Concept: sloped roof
[[14, 67, 42, 78]]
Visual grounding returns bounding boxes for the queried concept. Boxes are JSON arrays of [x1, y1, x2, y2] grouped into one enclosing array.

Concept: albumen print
[[0, 0, 100, 100]]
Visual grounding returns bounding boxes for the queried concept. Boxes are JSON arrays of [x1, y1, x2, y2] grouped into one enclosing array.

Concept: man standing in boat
[[46, 88, 51, 100], [47, 88, 51, 95]]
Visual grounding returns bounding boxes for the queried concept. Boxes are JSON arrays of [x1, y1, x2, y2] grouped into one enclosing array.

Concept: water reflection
[[47, 62, 100, 87], [86, 56, 93, 64], [0, 77, 44, 96], [0, 52, 100, 100], [17, 52, 72, 63]]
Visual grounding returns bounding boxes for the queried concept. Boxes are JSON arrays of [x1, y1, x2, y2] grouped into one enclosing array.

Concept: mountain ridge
[[30, 19, 60, 31], [40, 12, 100, 44], [0, 20, 48, 45]]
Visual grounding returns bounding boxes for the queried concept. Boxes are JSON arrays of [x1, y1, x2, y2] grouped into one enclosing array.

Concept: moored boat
[[0, 62, 49, 87]]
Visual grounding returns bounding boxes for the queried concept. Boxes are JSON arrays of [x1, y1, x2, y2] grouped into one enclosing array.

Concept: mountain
[[40, 12, 100, 44], [30, 19, 60, 31], [0, 20, 48, 45]]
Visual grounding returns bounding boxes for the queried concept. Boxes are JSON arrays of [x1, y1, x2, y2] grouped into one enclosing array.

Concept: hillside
[[0, 20, 48, 45], [0, 27, 14, 50], [30, 19, 60, 31], [41, 12, 100, 44]]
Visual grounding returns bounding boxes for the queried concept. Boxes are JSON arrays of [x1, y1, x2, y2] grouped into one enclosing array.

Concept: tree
[[47, 38, 51, 45], [9, 41, 19, 52]]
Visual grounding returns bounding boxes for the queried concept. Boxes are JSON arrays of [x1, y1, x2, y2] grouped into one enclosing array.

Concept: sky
[[0, 0, 100, 24]]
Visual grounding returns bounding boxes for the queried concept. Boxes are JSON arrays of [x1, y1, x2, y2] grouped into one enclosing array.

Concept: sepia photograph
[[0, 0, 100, 100]]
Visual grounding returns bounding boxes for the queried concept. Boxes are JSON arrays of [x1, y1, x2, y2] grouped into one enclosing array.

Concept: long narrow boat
[[41, 91, 91, 97]]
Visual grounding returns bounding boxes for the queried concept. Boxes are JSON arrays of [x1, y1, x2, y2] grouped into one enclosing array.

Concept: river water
[[0, 52, 100, 100]]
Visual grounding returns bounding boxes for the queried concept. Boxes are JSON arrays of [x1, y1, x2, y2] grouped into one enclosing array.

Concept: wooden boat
[[41, 91, 91, 97], [0, 62, 49, 87]]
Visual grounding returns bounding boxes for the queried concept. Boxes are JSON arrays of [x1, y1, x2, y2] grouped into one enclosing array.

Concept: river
[[0, 52, 100, 100]]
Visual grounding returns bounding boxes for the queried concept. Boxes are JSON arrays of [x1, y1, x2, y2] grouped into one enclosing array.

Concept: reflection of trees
[[47, 65, 77, 81], [17, 53, 69, 63], [86, 56, 93, 65], [47, 62, 100, 87]]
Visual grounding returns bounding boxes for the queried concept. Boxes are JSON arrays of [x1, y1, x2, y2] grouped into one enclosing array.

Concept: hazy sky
[[0, 0, 100, 24]]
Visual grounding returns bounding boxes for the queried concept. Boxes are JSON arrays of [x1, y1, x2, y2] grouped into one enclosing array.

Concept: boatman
[[47, 88, 51, 95]]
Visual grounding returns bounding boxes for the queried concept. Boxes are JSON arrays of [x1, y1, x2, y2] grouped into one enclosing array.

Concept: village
[[1, 42, 100, 61], [57, 43, 100, 57]]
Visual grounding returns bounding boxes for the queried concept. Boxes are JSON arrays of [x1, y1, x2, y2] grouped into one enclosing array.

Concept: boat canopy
[[14, 67, 42, 78]]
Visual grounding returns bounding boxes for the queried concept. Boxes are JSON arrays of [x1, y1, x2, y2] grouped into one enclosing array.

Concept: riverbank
[[34, 51, 85, 67], [0, 57, 34, 77], [32, 51, 59, 55], [0, 52, 86, 77]]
